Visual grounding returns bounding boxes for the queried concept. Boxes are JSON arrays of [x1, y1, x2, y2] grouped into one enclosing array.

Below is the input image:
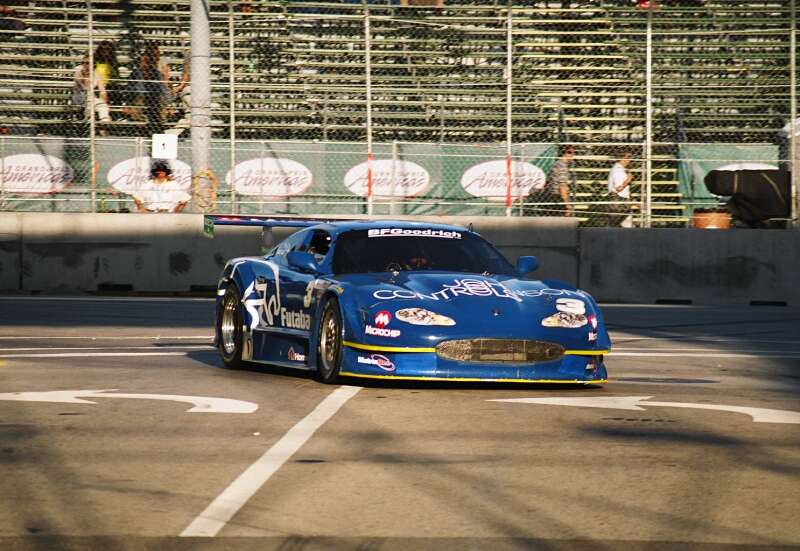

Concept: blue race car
[[212, 217, 609, 384]]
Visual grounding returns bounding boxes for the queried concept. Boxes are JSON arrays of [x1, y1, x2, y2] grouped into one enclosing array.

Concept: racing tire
[[217, 283, 244, 370], [316, 296, 343, 384]]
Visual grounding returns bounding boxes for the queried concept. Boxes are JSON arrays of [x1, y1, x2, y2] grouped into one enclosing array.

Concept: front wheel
[[217, 283, 244, 369], [316, 296, 343, 383]]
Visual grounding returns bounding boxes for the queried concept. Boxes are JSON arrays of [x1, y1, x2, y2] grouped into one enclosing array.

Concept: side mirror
[[287, 250, 319, 274], [516, 255, 539, 275]]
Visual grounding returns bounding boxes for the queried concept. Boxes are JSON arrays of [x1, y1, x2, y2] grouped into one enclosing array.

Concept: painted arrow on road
[[0, 389, 258, 413], [487, 396, 800, 424]]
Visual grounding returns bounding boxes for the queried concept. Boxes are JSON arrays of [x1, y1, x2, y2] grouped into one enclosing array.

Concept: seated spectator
[[124, 161, 191, 213], [126, 42, 172, 131], [71, 54, 112, 128], [93, 40, 121, 108]]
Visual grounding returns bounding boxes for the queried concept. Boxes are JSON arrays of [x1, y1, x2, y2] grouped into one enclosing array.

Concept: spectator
[[126, 160, 191, 213], [93, 40, 121, 108], [606, 150, 635, 227], [71, 53, 112, 128], [127, 42, 172, 131], [527, 146, 575, 216]]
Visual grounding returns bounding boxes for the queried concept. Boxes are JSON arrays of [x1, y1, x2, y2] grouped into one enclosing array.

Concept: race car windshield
[[332, 229, 517, 275]]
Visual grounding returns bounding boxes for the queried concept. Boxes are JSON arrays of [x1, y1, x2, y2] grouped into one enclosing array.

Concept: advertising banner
[[0, 138, 556, 215]]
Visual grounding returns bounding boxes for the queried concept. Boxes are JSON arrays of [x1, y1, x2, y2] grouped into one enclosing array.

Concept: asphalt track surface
[[0, 297, 798, 551]]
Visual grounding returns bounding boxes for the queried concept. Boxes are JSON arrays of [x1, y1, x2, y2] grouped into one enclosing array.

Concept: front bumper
[[340, 341, 608, 383]]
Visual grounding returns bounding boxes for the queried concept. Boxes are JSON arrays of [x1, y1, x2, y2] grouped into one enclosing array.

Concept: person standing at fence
[[542, 146, 576, 216], [607, 150, 635, 228]]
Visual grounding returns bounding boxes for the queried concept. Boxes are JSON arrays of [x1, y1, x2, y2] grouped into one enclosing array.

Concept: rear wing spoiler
[[203, 214, 346, 237], [203, 214, 354, 249]]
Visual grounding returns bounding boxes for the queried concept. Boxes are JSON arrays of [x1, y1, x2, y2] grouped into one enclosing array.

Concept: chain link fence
[[0, 1, 795, 228]]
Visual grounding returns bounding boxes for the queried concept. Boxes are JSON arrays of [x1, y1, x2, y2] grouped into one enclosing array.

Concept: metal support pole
[[191, 0, 212, 212], [791, 0, 798, 227], [505, 0, 513, 217], [88, 3, 96, 213], [228, 1, 237, 214], [0, 136, 5, 204], [390, 140, 398, 215], [644, 3, 654, 228], [364, 5, 374, 217]]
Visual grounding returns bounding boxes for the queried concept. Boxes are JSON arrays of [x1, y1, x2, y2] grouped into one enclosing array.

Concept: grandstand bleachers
[[0, 0, 793, 225]]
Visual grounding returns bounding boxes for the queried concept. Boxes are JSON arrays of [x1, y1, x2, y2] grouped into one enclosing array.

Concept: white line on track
[[609, 352, 800, 358], [0, 345, 213, 352], [614, 347, 800, 352], [0, 296, 214, 302], [0, 336, 213, 340], [180, 385, 361, 538], [611, 337, 799, 344], [0, 352, 203, 358]]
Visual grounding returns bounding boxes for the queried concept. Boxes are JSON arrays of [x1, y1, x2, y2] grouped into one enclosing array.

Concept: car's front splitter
[[340, 341, 608, 383]]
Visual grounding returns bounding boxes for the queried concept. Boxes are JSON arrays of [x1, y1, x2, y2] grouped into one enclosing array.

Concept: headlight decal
[[396, 308, 456, 326]]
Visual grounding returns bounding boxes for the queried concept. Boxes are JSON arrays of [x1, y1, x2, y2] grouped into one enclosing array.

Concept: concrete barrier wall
[[0, 213, 797, 305], [579, 228, 800, 305]]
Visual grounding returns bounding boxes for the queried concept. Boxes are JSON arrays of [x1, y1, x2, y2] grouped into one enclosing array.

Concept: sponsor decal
[[365, 325, 401, 338], [344, 159, 430, 198], [460, 159, 546, 200], [556, 298, 586, 316], [280, 308, 311, 330], [287, 347, 306, 362], [357, 354, 396, 372], [373, 282, 586, 303], [242, 260, 311, 331], [367, 228, 462, 239], [374, 310, 392, 327], [541, 312, 588, 329], [588, 332, 598, 342], [0, 154, 74, 193], [588, 314, 598, 330], [395, 308, 456, 327], [226, 157, 313, 197]]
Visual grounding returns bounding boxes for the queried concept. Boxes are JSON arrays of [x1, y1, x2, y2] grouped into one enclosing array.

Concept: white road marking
[[0, 389, 258, 413], [614, 347, 800, 352], [0, 296, 213, 302], [489, 396, 800, 424], [180, 385, 362, 538], [0, 345, 213, 352], [609, 352, 800, 358], [0, 335, 213, 340], [0, 352, 199, 358], [611, 337, 799, 345]]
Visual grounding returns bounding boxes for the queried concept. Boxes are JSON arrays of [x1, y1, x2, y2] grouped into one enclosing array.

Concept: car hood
[[335, 272, 607, 347]]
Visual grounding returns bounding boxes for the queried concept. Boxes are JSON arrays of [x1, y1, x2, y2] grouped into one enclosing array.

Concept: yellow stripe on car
[[344, 340, 609, 357], [340, 371, 607, 384]]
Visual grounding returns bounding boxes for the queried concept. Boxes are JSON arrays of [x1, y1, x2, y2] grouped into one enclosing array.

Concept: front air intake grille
[[436, 339, 564, 364]]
